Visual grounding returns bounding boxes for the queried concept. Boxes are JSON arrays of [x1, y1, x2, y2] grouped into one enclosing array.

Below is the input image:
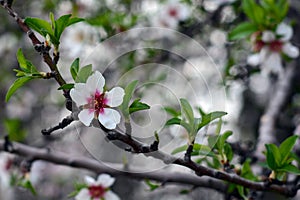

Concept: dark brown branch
[[0, 139, 227, 193], [0, 1, 70, 99], [41, 113, 75, 135], [95, 122, 298, 197]]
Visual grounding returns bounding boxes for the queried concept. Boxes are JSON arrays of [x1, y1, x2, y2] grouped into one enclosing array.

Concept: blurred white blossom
[[247, 23, 299, 74]]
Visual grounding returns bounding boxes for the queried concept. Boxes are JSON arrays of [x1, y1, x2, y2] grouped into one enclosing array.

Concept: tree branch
[[0, 139, 227, 193]]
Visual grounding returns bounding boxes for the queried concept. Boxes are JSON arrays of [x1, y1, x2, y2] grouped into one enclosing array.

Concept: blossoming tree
[[1, 0, 300, 200]]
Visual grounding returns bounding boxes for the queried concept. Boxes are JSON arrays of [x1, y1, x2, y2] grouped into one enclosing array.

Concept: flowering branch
[[0, 0, 70, 101]]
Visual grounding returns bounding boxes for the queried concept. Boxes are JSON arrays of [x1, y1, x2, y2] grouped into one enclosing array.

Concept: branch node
[[4, 135, 14, 152]]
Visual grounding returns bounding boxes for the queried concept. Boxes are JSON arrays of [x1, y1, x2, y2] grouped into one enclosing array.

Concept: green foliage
[[144, 179, 160, 191], [228, 22, 258, 40], [120, 80, 150, 119], [58, 83, 74, 90], [75, 64, 93, 83], [18, 180, 37, 196], [171, 143, 213, 157], [70, 58, 80, 81], [4, 118, 27, 142], [265, 135, 300, 180], [6, 49, 42, 102], [129, 98, 150, 114], [68, 182, 87, 198], [25, 13, 84, 48], [165, 98, 227, 143], [229, 0, 289, 40]]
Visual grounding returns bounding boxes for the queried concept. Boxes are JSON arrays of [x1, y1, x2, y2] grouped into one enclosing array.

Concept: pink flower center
[[168, 8, 178, 18], [87, 90, 108, 116], [269, 40, 283, 52], [253, 40, 265, 52], [88, 185, 106, 198]]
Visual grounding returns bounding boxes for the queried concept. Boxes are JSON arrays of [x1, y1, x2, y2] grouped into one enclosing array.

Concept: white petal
[[78, 109, 94, 126], [75, 188, 90, 200], [86, 71, 105, 95], [105, 87, 125, 107], [262, 31, 275, 42], [276, 22, 293, 41], [98, 108, 121, 129], [282, 43, 299, 58], [84, 176, 96, 185], [104, 191, 120, 200], [70, 83, 90, 106], [247, 54, 261, 66], [96, 174, 115, 188], [263, 52, 283, 74]]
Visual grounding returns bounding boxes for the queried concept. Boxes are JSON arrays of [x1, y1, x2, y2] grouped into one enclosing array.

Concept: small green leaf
[[4, 119, 26, 142], [6, 76, 33, 102], [24, 17, 53, 37], [180, 98, 194, 124], [217, 131, 233, 151], [265, 144, 281, 170], [163, 106, 181, 117], [279, 135, 298, 165], [70, 58, 80, 81], [198, 111, 227, 131], [129, 98, 150, 114], [54, 14, 72, 39], [67, 17, 85, 26], [145, 179, 160, 191], [165, 118, 182, 126], [228, 22, 257, 40], [19, 180, 37, 196], [224, 143, 233, 162], [58, 83, 74, 90], [120, 80, 138, 118], [16, 49, 39, 74], [76, 64, 93, 83], [278, 164, 300, 175]]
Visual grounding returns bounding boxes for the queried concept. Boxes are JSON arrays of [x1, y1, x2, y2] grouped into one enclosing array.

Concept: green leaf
[[279, 135, 298, 165], [70, 58, 80, 81], [242, 0, 265, 25], [198, 111, 227, 131], [171, 143, 212, 156], [76, 64, 93, 83], [165, 117, 191, 133], [228, 22, 257, 40], [265, 144, 281, 170], [67, 17, 85, 26], [145, 179, 160, 191], [120, 80, 138, 117], [224, 143, 233, 162], [16, 49, 39, 74], [58, 83, 74, 90], [54, 14, 72, 40], [165, 118, 182, 126], [4, 119, 27, 142], [19, 180, 37, 195], [278, 164, 300, 175], [129, 98, 150, 114], [163, 106, 181, 117], [217, 131, 233, 151], [49, 12, 55, 29], [6, 76, 33, 102], [24, 17, 53, 37], [180, 98, 194, 125]]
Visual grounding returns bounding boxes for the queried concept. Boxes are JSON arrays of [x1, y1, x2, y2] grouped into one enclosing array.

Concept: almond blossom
[[70, 71, 124, 129], [75, 174, 120, 200], [247, 23, 299, 74], [152, 0, 190, 29]]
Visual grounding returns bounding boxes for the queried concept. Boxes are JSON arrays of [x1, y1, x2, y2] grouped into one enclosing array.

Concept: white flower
[[70, 71, 124, 129], [247, 23, 299, 74], [75, 174, 120, 200], [151, 0, 190, 29]]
